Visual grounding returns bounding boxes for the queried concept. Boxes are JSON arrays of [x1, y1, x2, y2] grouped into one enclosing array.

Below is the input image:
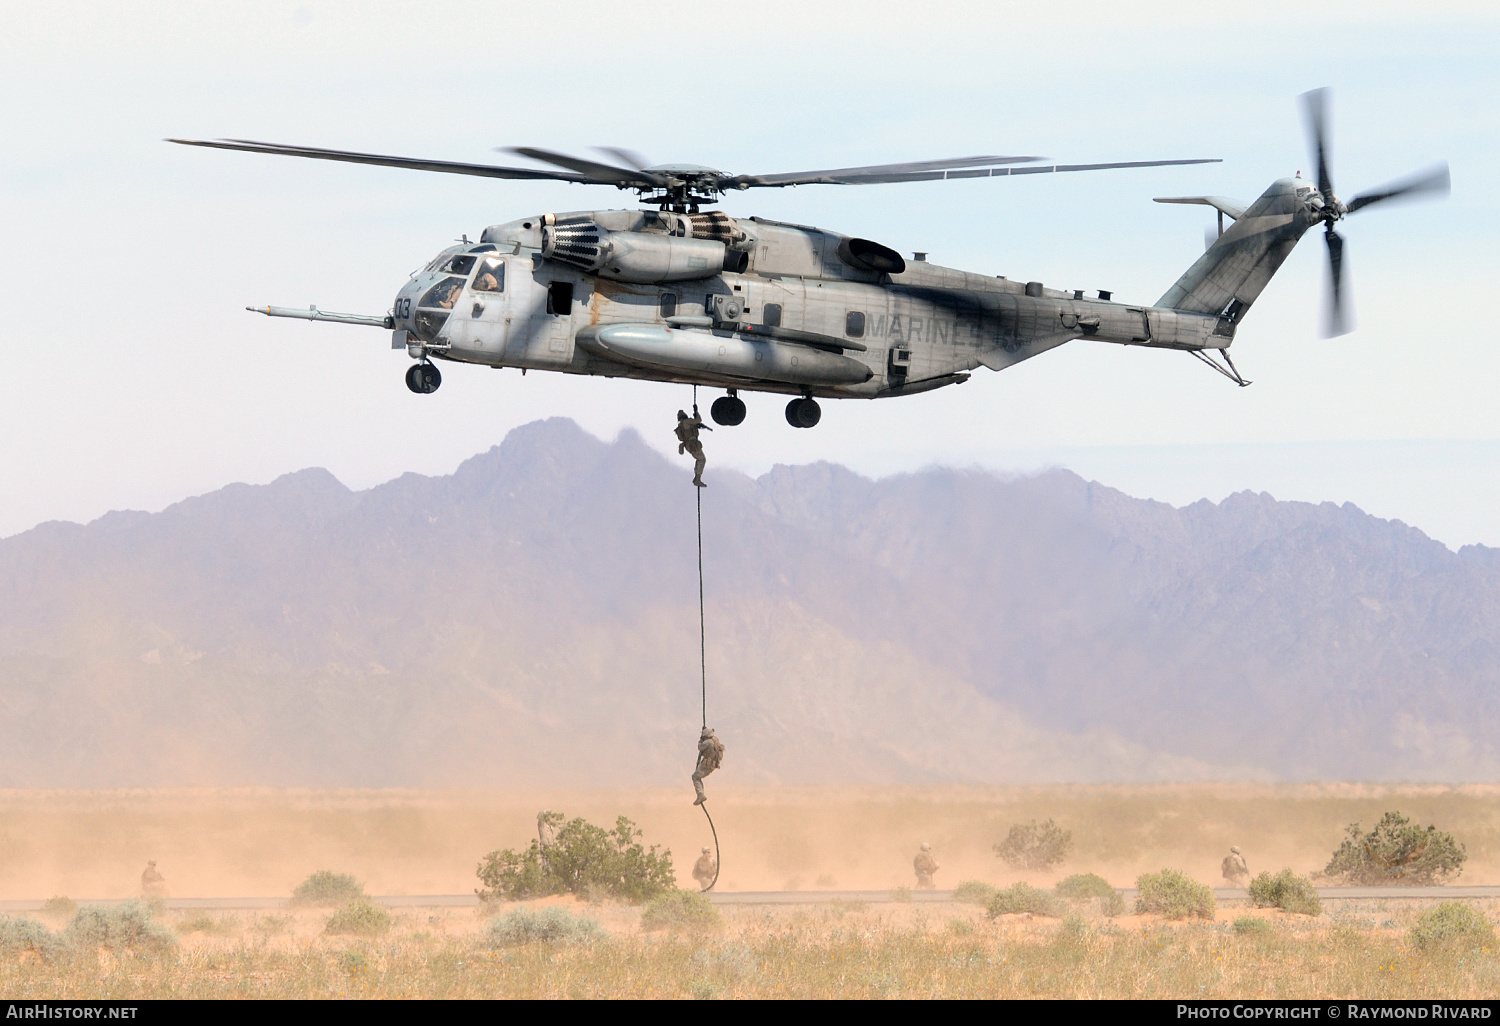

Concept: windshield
[[412, 275, 466, 341]]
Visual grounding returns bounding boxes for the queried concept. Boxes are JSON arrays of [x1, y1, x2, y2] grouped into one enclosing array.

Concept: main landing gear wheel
[[405, 363, 441, 394], [710, 395, 746, 426], [785, 397, 821, 428]]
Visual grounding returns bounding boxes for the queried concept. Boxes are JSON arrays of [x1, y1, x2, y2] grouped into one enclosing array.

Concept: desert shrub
[[889, 886, 912, 903], [41, 896, 76, 915], [476, 814, 674, 904], [986, 882, 1065, 918], [176, 914, 237, 936], [994, 818, 1072, 870], [952, 880, 997, 906], [639, 889, 723, 933], [486, 906, 603, 947], [0, 916, 63, 961], [1408, 902, 1495, 952], [1323, 812, 1466, 885], [1056, 873, 1125, 916], [66, 902, 176, 954], [252, 914, 291, 936], [1247, 869, 1321, 916], [291, 871, 365, 907], [1135, 869, 1215, 920], [1233, 915, 1274, 936], [323, 897, 392, 937], [1055, 873, 1114, 901]]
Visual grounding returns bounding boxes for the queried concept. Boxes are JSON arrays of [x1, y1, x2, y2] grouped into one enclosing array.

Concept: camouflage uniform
[[692, 727, 724, 805], [913, 843, 939, 889], [1221, 846, 1249, 886], [693, 846, 718, 889], [140, 861, 166, 898], [675, 410, 710, 488]]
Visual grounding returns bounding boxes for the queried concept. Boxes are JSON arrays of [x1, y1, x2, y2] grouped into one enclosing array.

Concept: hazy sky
[[2, 1, 1497, 545]]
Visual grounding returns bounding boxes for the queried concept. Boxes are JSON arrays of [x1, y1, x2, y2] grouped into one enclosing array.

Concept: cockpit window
[[441, 255, 476, 275], [412, 275, 466, 342], [471, 257, 505, 293], [420, 277, 465, 310]]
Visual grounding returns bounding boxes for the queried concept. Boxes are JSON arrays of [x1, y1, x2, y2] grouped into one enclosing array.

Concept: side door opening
[[547, 281, 574, 315]]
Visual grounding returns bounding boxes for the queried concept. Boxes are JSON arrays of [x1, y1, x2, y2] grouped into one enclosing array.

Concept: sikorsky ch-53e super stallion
[[172, 88, 1447, 429]]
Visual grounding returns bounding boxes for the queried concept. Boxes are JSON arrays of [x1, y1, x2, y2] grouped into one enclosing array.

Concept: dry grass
[[0, 898, 1494, 999], [0, 900, 1488, 996]]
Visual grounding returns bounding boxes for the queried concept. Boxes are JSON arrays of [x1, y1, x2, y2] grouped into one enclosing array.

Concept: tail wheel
[[785, 397, 821, 428]]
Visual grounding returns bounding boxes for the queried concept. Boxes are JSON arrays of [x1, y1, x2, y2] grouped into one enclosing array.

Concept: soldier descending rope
[[692, 727, 725, 806], [675, 408, 711, 488]]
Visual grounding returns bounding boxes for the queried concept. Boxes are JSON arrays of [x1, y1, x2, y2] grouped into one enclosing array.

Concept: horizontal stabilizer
[[1154, 196, 1247, 221]]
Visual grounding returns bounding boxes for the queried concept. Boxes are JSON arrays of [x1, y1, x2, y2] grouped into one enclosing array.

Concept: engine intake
[[541, 219, 728, 283]]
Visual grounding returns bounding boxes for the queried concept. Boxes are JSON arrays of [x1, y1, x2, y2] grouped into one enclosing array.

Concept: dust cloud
[[1, 785, 1496, 900]]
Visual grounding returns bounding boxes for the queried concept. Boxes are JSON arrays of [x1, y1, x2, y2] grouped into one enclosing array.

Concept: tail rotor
[[1297, 87, 1450, 338]]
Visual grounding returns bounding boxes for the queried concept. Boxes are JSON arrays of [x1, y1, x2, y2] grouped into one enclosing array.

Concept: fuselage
[[390, 205, 1247, 401]]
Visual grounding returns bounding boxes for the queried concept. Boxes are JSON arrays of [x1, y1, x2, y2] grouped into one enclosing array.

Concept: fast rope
[[692, 384, 720, 892]]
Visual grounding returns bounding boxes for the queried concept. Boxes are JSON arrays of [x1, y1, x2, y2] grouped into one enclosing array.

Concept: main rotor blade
[[1346, 162, 1451, 214], [727, 156, 1219, 188], [167, 138, 594, 183], [505, 147, 665, 187], [592, 146, 653, 171], [1300, 87, 1334, 201], [1323, 226, 1351, 338], [726, 155, 1042, 187]]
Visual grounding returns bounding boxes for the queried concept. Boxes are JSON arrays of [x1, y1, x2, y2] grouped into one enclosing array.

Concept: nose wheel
[[710, 394, 746, 426], [785, 397, 821, 428], [406, 362, 441, 394]]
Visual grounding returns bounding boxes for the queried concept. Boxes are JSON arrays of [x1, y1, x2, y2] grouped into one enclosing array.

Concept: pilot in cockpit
[[431, 280, 462, 309]]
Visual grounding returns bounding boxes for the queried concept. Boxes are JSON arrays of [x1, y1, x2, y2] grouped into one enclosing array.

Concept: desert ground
[[1, 784, 1497, 898], [2, 785, 1498, 998]]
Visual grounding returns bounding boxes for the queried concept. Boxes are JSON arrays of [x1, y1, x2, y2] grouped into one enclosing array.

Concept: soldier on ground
[[693, 846, 718, 890], [1221, 845, 1250, 887], [140, 860, 166, 898], [537, 811, 559, 873], [913, 843, 940, 889], [675, 409, 711, 488], [692, 726, 725, 805]]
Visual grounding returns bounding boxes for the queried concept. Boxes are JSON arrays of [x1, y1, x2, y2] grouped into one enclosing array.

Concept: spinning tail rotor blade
[[1300, 87, 1335, 199], [1346, 162, 1451, 214], [1323, 227, 1352, 338]]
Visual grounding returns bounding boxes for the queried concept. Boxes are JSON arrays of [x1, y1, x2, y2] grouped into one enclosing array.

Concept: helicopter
[[171, 88, 1447, 429]]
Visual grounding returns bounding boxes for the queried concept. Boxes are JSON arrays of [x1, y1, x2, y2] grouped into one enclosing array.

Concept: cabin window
[[764, 303, 782, 328], [547, 281, 574, 315], [471, 257, 505, 293], [441, 254, 476, 275], [845, 311, 866, 338], [659, 293, 677, 318]]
